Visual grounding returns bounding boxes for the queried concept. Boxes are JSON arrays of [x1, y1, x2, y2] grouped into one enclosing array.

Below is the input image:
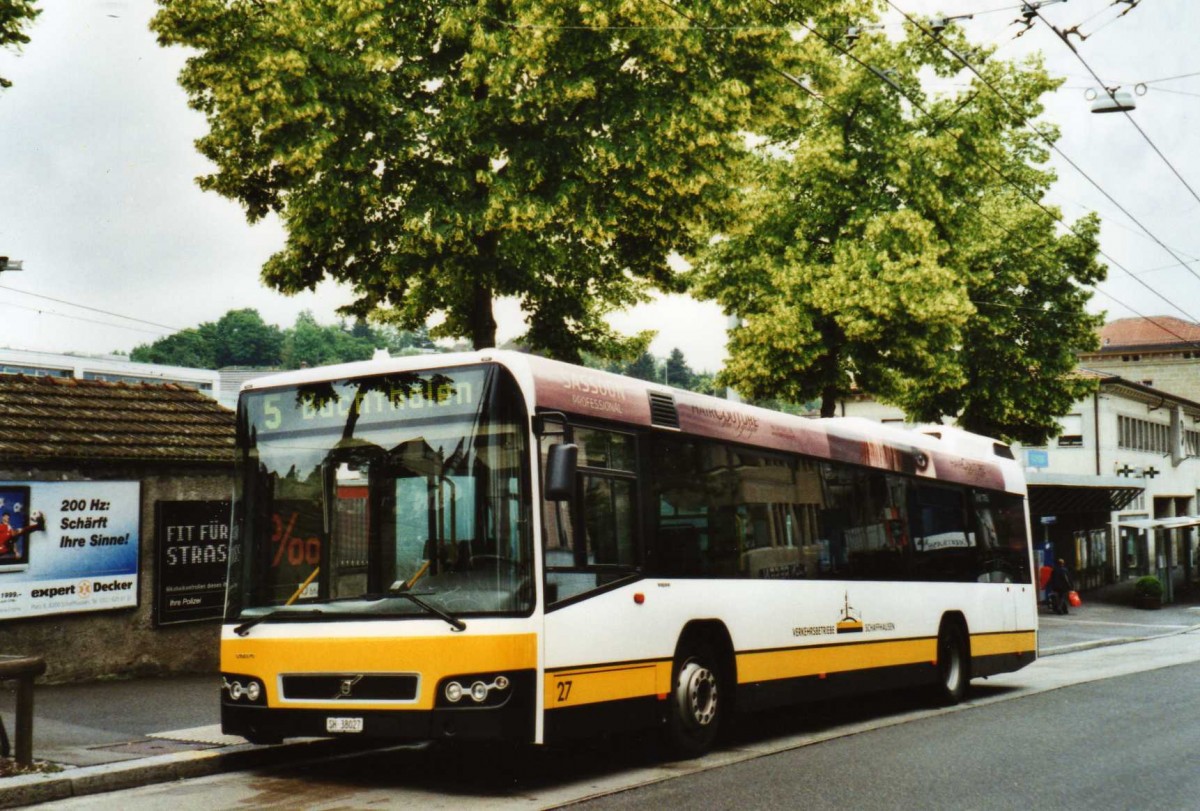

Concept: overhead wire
[[655, 0, 1128, 329], [752, 0, 1200, 348], [880, 1, 1200, 328], [1029, 3, 1200, 210], [0, 284, 184, 332], [0, 285, 184, 333], [0, 299, 174, 337], [497, 1, 1200, 346]]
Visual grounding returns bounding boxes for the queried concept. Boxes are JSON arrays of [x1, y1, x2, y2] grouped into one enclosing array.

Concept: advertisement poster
[[0, 481, 140, 619], [155, 500, 231, 626]]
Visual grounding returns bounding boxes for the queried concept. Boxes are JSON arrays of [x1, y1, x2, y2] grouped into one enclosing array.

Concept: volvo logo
[[335, 675, 364, 700]]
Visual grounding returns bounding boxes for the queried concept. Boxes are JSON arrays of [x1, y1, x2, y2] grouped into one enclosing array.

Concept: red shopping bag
[[1067, 590, 1082, 608]]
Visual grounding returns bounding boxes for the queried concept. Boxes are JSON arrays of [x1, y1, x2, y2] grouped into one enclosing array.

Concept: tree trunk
[[470, 276, 497, 350], [820, 386, 838, 418]]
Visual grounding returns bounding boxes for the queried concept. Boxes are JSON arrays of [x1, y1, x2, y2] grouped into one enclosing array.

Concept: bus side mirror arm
[[545, 443, 578, 502], [533, 412, 572, 442]]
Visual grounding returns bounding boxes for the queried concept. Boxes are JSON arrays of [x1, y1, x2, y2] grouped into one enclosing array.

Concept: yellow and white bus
[[221, 350, 1037, 755]]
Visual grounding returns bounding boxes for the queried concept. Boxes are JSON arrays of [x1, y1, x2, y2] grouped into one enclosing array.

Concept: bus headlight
[[222, 674, 267, 706], [436, 673, 512, 708]]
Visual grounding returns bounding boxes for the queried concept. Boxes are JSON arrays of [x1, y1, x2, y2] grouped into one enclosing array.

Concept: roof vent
[[648, 391, 680, 429]]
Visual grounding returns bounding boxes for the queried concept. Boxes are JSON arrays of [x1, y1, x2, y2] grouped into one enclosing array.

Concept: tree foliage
[[623, 351, 659, 383], [151, 0, 849, 363], [581, 345, 715, 394], [664, 347, 696, 390], [131, 308, 433, 369], [0, 0, 39, 89], [132, 308, 283, 368], [690, 18, 1104, 443]]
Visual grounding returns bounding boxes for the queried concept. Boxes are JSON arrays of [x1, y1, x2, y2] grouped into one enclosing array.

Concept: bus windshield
[[228, 364, 532, 625]]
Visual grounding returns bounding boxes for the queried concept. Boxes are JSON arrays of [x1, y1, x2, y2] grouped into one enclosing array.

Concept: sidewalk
[[3, 591, 1200, 808], [1036, 579, 1200, 655]]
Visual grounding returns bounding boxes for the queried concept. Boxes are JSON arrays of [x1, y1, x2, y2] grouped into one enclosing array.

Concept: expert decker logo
[[29, 584, 76, 600], [78, 580, 92, 597]]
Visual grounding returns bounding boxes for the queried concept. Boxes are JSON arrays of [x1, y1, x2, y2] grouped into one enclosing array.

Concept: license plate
[[326, 717, 364, 733]]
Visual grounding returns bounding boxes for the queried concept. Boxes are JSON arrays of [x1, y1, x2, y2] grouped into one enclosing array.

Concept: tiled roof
[[1096, 317, 1200, 351], [0, 375, 235, 464]]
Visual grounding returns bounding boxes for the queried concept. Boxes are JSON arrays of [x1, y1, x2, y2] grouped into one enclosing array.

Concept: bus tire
[[664, 641, 722, 758], [934, 619, 970, 705]]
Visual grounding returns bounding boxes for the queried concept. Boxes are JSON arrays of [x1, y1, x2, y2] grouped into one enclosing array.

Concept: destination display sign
[[244, 369, 489, 439]]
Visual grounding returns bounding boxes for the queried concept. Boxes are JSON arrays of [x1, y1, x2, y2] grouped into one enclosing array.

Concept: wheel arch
[[938, 611, 971, 658], [674, 619, 737, 712]]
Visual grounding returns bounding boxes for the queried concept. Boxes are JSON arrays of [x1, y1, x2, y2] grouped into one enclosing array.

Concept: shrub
[[1134, 576, 1164, 599]]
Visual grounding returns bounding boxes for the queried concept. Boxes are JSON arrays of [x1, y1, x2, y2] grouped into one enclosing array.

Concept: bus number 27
[[555, 681, 572, 702]]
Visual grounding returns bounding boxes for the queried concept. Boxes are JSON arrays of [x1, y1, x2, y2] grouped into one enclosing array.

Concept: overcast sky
[[0, 0, 1197, 373]]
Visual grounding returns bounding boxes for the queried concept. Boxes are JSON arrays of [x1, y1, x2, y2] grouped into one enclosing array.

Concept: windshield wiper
[[388, 588, 467, 632], [233, 607, 326, 637]]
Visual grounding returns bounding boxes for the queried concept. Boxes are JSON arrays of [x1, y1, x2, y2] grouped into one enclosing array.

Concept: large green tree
[[132, 308, 440, 369], [0, 0, 39, 89], [151, 0, 852, 363], [691, 18, 1104, 443], [281, 310, 375, 368], [664, 347, 696, 389], [132, 308, 284, 368]]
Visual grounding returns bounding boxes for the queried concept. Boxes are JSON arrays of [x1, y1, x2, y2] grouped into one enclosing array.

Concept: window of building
[[81, 371, 212, 392], [1057, 414, 1083, 447], [0, 364, 71, 377], [1118, 415, 1171, 454]]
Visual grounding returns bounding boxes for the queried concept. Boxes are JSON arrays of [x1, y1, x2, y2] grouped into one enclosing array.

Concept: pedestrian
[[1047, 558, 1074, 615]]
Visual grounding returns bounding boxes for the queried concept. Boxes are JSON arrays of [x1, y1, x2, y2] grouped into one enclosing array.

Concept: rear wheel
[[934, 621, 970, 705], [664, 643, 722, 758]]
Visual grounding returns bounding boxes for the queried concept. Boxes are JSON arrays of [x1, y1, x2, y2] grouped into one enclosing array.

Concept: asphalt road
[[574, 662, 1200, 810], [37, 628, 1200, 810]]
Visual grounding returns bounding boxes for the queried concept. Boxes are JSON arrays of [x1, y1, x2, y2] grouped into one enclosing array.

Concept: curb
[[0, 737, 375, 809]]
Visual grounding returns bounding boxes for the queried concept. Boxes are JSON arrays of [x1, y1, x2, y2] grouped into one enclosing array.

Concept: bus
[[221, 350, 1037, 755]]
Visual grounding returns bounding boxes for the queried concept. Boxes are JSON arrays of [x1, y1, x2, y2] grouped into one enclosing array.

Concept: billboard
[[0, 481, 140, 618], [154, 500, 231, 626]]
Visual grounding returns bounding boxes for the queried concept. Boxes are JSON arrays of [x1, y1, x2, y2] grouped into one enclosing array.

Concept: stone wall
[[0, 462, 231, 683]]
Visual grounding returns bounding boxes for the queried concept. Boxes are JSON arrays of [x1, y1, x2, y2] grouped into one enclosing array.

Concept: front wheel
[[664, 644, 722, 758], [934, 621, 970, 705]]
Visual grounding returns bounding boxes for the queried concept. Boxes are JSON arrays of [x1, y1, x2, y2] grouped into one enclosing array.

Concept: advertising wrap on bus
[[0, 481, 140, 618]]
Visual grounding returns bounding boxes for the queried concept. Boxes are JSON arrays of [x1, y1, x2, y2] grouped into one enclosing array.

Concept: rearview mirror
[[545, 443, 578, 501]]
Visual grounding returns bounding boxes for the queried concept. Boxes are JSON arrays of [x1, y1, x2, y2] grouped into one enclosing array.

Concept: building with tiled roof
[[0, 376, 235, 683], [1077, 316, 1200, 403], [0, 346, 220, 396], [0, 375, 233, 464]]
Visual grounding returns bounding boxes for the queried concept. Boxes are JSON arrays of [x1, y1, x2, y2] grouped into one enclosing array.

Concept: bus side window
[[909, 483, 972, 582], [972, 490, 1032, 584], [541, 427, 638, 604]]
